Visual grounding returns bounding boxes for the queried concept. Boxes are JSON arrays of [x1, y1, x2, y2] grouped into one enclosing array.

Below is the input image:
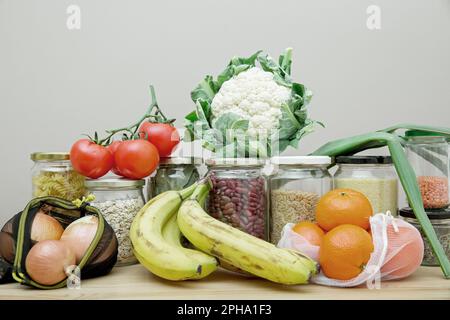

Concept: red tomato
[[114, 139, 159, 179], [70, 139, 113, 179], [107, 140, 123, 176], [139, 122, 180, 157]]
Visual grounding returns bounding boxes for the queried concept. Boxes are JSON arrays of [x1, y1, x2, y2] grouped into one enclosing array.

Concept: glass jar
[[85, 178, 145, 266], [405, 130, 449, 209], [206, 158, 268, 241], [31, 152, 86, 201], [269, 156, 332, 244], [334, 156, 398, 215], [148, 157, 202, 200], [399, 207, 450, 266]]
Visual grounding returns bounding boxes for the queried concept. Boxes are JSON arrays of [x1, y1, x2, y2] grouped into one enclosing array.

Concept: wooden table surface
[[0, 265, 449, 300]]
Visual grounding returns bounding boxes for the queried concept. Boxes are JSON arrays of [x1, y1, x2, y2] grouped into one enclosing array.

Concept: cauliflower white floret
[[211, 67, 290, 137]]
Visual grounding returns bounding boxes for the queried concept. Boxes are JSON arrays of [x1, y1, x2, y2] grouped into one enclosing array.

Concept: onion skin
[[26, 240, 76, 286], [61, 215, 98, 263], [31, 211, 64, 242]]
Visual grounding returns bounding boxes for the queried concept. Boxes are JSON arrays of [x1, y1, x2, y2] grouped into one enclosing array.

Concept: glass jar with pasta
[[31, 152, 86, 201]]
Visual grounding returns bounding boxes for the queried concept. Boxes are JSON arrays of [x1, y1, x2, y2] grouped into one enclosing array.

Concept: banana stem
[[190, 182, 211, 203], [178, 183, 199, 201]]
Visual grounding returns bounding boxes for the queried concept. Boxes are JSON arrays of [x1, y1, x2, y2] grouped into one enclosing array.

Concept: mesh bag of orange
[[278, 212, 424, 287]]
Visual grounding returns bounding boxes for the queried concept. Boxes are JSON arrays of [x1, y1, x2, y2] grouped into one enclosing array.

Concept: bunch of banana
[[177, 183, 319, 285], [130, 183, 218, 281]]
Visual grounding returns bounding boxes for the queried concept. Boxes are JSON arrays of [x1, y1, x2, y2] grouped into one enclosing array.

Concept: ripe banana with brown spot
[[177, 183, 319, 285], [130, 184, 217, 281]]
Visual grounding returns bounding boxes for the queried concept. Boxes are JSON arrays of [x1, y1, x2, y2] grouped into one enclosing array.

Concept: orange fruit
[[316, 188, 373, 231], [292, 221, 325, 246], [319, 224, 374, 280]]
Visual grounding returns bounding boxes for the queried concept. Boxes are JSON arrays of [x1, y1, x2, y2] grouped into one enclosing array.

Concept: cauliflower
[[210, 67, 291, 137], [187, 48, 318, 157]]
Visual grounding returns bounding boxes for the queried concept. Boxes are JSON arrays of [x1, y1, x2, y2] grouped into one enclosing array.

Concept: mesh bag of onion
[[0, 196, 118, 289]]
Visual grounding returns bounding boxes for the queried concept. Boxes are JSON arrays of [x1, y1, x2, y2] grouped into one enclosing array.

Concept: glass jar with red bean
[[206, 158, 268, 241], [405, 130, 449, 210]]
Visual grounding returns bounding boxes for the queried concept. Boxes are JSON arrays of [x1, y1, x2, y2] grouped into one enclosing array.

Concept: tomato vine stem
[[95, 85, 174, 146]]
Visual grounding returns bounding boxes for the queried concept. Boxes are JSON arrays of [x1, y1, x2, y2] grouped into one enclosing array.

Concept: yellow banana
[[177, 183, 319, 285], [161, 213, 218, 278], [130, 185, 217, 281]]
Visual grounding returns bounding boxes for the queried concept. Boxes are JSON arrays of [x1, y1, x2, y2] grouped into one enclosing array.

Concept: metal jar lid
[[205, 158, 266, 167], [336, 156, 392, 165], [398, 207, 450, 220], [271, 156, 332, 166], [85, 177, 145, 189], [159, 157, 203, 165], [30, 152, 70, 161]]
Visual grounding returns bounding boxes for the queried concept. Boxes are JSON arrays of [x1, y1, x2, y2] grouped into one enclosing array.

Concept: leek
[[311, 127, 450, 279]]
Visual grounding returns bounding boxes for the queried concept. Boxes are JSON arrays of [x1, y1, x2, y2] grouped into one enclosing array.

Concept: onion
[[26, 240, 75, 285], [61, 215, 98, 263], [31, 211, 64, 242]]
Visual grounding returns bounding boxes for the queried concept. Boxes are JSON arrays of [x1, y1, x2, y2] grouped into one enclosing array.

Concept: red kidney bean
[[207, 173, 267, 240]]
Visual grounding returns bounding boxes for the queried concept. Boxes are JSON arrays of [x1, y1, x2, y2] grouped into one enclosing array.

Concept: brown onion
[[26, 240, 76, 285], [61, 215, 98, 263], [31, 211, 64, 242]]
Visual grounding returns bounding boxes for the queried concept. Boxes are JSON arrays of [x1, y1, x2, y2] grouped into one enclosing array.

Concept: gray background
[[1, 0, 449, 225]]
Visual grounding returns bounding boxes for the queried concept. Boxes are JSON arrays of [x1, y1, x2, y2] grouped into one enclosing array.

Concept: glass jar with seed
[[206, 158, 268, 241], [399, 207, 450, 266], [85, 178, 145, 266], [147, 157, 202, 200], [269, 156, 332, 245]]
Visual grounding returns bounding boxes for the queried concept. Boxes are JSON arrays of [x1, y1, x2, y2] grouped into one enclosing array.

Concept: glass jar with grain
[[269, 156, 332, 245], [147, 157, 202, 200], [334, 156, 398, 215], [399, 207, 450, 266], [206, 158, 268, 241], [85, 178, 145, 266], [405, 130, 449, 210]]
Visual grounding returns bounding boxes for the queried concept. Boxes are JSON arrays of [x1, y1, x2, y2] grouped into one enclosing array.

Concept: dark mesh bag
[[0, 196, 118, 289]]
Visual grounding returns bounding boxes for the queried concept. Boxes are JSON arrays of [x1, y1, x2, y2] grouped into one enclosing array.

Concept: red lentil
[[418, 176, 449, 209]]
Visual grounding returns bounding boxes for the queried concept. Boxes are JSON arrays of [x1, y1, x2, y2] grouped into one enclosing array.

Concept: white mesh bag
[[277, 212, 424, 287]]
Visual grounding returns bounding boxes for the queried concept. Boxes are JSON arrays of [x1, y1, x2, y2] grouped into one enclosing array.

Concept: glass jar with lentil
[[405, 130, 449, 209], [206, 158, 268, 241]]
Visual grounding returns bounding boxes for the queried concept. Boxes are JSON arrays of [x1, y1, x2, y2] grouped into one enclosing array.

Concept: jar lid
[[205, 158, 266, 167], [270, 156, 332, 166], [30, 152, 70, 161], [336, 156, 392, 165], [398, 207, 450, 220], [85, 177, 145, 189], [159, 157, 203, 165], [405, 130, 449, 138]]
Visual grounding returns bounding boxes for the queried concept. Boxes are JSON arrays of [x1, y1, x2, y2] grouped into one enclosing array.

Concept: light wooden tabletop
[[0, 265, 449, 300]]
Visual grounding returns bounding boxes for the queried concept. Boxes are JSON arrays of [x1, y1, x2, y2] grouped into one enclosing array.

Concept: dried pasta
[[32, 169, 86, 201]]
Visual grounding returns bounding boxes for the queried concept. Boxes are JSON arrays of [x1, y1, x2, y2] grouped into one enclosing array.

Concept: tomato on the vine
[[107, 140, 123, 176], [114, 139, 159, 179], [70, 139, 113, 179], [139, 122, 180, 157]]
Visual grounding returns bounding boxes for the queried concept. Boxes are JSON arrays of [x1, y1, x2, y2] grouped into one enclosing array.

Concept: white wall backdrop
[[1, 0, 449, 225]]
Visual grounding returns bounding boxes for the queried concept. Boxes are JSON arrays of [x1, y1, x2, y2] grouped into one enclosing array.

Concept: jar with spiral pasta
[[31, 152, 86, 201]]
